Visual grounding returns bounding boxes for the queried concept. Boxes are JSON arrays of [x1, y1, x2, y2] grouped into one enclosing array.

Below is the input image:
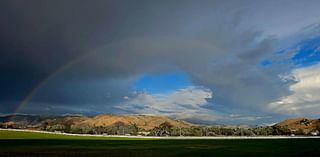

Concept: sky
[[1, 0, 320, 125]]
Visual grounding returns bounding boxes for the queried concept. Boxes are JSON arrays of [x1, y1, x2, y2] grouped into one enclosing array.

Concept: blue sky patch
[[259, 59, 272, 67], [292, 36, 320, 67], [133, 72, 192, 94]]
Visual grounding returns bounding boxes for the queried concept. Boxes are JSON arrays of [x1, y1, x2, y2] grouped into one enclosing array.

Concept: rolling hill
[[275, 118, 320, 134], [0, 114, 193, 131], [80, 114, 192, 130]]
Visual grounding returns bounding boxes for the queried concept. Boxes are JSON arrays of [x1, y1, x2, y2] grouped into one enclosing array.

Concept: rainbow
[[10, 37, 182, 116], [12, 39, 126, 116], [13, 60, 76, 116], [12, 50, 94, 116]]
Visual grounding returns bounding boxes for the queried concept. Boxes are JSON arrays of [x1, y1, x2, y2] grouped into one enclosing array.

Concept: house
[[138, 131, 150, 136], [310, 130, 319, 136]]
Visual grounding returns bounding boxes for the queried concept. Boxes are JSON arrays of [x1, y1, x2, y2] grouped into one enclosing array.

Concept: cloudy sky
[[1, 0, 320, 124]]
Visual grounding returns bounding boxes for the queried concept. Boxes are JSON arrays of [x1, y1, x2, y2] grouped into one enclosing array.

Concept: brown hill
[[79, 114, 193, 130], [46, 116, 89, 126], [42, 114, 193, 131], [276, 117, 320, 134]]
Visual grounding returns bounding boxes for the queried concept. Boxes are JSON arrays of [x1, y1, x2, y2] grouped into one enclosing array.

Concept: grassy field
[[0, 130, 148, 140], [1, 130, 320, 157]]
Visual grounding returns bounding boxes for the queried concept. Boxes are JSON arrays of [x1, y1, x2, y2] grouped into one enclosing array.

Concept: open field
[[1, 130, 320, 157], [0, 129, 150, 140]]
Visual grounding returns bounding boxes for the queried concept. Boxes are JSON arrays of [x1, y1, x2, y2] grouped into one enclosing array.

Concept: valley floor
[[1, 128, 320, 139]]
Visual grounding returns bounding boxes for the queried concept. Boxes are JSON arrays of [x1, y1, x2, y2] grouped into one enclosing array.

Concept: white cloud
[[123, 96, 129, 100], [116, 86, 219, 121], [269, 63, 320, 116]]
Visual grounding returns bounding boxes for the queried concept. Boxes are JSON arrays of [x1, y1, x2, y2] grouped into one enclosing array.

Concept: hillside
[[0, 114, 193, 131], [1, 114, 320, 136], [80, 114, 192, 130], [276, 118, 320, 134]]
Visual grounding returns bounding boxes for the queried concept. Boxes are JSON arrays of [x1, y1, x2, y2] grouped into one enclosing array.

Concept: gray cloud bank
[[1, 0, 320, 124]]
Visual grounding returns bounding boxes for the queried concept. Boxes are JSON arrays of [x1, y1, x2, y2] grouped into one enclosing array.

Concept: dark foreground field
[[1, 130, 320, 157]]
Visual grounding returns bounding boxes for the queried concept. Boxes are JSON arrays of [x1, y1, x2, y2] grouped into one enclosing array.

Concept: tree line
[[1, 121, 319, 136]]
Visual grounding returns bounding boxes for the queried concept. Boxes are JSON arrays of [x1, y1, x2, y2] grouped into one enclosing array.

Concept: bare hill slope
[[80, 114, 193, 130], [276, 118, 320, 133]]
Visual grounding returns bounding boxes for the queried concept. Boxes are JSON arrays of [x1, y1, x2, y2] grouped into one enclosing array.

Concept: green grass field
[[0, 130, 149, 140], [1, 130, 320, 157]]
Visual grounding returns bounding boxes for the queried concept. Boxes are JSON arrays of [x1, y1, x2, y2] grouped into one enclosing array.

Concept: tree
[[151, 122, 172, 136], [234, 128, 255, 136], [70, 124, 94, 134], [220, 128, 235, 136], [295, 128, 305, 135], [316, 120, 320, 131], [126, 123, 139, 135], [272, 125, 291, 135], [47, 124, 65, 132], [252, 126, 273, 136], [209, 127, 222, 135], [113, 121, 126, 135], [190, 127, 203, 136]]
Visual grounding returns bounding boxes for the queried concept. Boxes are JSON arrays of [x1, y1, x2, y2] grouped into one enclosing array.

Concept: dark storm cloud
[[1, 0, 320, 124], [0, 0, 135, 111]]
